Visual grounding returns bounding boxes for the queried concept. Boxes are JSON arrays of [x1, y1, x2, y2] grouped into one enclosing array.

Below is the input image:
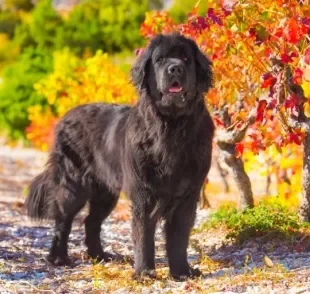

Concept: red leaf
[[214, 116, 225, 127], [256, 100, 268, 122], [247, 27, 256, 38], [284, 17, 301, 44], [293, 68, 303, 85], [261, 73, 276, 88], [280, 53, 292, 63], [280, 52, 298, 63], [288, 132, 302, 145], [264, 48, 273, 58], [251, 140, 262, 154], [207, 8, 223, 26], [301, 17, 310, 35], [196, 16, 209, 30], [235, 142, 244, 157], [274, 27, 283, 38], [284, 94, 301, 109], [283, 17, 309, 44]]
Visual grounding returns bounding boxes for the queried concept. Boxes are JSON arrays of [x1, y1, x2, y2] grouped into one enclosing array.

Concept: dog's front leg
[[165, 194, 202, 280], [131, 193, 157, 279]]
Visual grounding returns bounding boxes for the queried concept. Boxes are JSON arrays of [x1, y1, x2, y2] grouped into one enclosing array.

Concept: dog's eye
[[156, 57, 164, 63], [182, 55, 188, 62]]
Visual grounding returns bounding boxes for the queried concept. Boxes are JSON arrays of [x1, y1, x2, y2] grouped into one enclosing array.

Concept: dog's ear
[[194, 45, 214, 93], [131, 46, 152, 91]]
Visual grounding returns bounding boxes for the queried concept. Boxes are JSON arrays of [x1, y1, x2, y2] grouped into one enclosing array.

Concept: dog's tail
[[25, 165, 55, 220]]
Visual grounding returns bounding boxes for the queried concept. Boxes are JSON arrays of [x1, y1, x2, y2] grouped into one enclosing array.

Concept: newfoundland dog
[[26, 33, 214, 280]]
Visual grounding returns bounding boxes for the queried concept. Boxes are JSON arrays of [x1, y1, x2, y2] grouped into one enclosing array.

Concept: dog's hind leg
[[47, 186, 87, 266], [85, 184, 119, 262]]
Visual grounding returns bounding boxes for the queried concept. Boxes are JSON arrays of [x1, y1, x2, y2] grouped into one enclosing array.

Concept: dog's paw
[[133, 269, 157, 280], [46, 254, 72, 266], [171, 267, 202, 281]]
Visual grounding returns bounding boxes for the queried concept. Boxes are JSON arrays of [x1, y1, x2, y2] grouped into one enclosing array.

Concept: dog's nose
[[168, 64, 184, 76]]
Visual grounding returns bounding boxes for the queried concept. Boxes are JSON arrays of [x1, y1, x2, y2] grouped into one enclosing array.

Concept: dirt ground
[[0, 145, 310, 294]]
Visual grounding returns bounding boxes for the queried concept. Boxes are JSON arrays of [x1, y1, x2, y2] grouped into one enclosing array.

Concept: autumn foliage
[[26, 50, 137, 151], [140, 0, 310, 213], [140, 0, 310, 152]]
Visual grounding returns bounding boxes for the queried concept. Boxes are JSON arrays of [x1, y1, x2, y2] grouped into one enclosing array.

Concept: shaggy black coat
[[25, 33, 215, 280]]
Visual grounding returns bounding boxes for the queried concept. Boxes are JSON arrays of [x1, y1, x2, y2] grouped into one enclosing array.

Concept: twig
[[216, 113, 256, 144]]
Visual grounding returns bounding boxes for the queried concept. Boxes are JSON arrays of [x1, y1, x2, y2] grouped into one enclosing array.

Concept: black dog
[[25, 33, 214, 280]]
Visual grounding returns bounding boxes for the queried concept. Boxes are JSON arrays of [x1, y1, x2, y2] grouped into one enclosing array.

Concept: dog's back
[[26, 103, 131, 220]]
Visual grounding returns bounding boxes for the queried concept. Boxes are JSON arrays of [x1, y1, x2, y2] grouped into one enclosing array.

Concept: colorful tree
[[140, 1, 310, 218]]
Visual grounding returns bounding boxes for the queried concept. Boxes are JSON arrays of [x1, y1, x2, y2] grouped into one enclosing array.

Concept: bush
[[26, 50, 137, 150], [13, 0, 64, 51], [0, 11, 20, 38], [0, 1, 34, 38], [200, 200, 303, 244], [13, 0, 147, 55], [2, 0, 34, 11], [0, 33, 19, 68], [0, 47, 53, 140], [62, 0, 147, 54]]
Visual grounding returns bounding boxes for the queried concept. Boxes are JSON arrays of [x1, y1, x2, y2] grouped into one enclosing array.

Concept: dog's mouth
[[169, 81, 183, 93], [161, 81, 187, 98]]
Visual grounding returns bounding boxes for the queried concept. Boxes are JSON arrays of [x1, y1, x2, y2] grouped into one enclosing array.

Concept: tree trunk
[[300, 129, 310, 221], [216, 156, 230, 193], [200, 182, 211, 209], [218, 142, 254, 210]]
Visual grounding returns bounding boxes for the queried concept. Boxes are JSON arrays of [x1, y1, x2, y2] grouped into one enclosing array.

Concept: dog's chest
[[145, 144, 207, 187]]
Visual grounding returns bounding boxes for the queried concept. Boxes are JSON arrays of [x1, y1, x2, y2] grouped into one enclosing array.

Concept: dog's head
[[131, 33, 213, 116]]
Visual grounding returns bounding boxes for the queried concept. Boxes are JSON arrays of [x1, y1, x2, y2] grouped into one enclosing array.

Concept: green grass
[[199, 199, 309, 244]]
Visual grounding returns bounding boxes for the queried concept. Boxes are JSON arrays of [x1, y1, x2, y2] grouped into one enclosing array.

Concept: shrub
[[13, 0, 64, 52], [26, 50, 137, 150], [0, 11, 20, 38], [0, 0, 34, 38], [13, 0, 147, 55], [200, 200, 303, 244], [2, 0, 34, 12], [62, 0, 147, 54], [0, 33, 19, 69], [0, 47, 53, 140]]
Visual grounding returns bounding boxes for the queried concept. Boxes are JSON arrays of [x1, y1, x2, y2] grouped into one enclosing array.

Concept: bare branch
[[286, 116, 310, 131], [216, 112, 256, 144]]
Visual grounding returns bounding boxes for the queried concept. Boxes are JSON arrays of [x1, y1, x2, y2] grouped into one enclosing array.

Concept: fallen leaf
[[264, 255, 274, 268]]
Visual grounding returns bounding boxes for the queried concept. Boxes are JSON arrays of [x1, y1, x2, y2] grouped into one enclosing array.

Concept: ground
[[0, 145, 310, 293]]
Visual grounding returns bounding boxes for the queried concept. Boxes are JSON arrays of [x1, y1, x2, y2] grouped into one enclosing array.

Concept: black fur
[[26, 33, 215, 280]]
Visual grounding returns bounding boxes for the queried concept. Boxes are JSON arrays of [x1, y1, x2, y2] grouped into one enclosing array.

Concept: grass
[[198, 198, 310, 244]]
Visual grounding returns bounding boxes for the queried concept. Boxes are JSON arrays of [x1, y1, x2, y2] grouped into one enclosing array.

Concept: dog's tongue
[[169, 86, 183, 93]]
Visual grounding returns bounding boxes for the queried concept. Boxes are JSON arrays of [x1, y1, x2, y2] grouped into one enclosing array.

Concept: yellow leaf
[[302, 81, 310, 98], [304, 102, 310, 118], [263, 255, 274, 268]]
